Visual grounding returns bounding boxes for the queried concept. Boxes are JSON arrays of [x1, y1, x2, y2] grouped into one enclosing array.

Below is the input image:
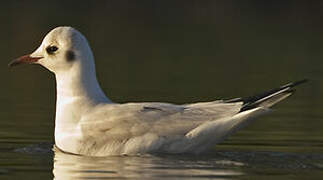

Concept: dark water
[[1, 1, 323, 179]]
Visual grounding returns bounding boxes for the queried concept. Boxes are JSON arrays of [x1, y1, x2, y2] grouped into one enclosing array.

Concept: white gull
[[9, 27, 307, 156]]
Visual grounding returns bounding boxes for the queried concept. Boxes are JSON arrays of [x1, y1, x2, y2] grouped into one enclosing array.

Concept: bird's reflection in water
[[53, 146, 244, 180]]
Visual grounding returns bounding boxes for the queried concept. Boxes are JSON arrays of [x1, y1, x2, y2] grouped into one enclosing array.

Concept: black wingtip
[[224, 79, 308, 108], [280, 79, 308, 89], [236, 79, 308, 112]]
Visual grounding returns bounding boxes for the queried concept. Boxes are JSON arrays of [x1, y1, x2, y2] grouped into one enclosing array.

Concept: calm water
[[1, 1, 323, 179]]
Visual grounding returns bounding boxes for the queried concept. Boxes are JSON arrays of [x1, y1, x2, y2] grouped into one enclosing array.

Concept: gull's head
[[9, 26, 95, 74]]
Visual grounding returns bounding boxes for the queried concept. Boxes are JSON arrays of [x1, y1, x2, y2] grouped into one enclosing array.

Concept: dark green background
[[1, 1, 322, 179]]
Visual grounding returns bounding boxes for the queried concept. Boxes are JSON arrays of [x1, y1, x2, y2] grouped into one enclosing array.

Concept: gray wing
[[80, 101, 243, 141]]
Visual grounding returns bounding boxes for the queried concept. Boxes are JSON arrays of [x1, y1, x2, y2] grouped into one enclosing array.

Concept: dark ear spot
[[65, 50, 75, 62]]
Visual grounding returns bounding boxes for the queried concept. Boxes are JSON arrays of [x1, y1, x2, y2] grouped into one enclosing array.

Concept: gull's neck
[[54, 58, 111, 130], [55, 67, 110, 104]]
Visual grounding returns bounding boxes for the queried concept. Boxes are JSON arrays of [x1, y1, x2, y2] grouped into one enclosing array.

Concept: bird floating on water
[[9, 27, 307, 156]]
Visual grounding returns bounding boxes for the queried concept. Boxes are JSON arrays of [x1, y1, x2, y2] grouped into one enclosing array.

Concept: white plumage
[[9, 27, 306, 156]]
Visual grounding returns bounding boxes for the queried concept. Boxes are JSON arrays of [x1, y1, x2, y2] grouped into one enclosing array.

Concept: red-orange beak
[[8, 55, 43, 67]]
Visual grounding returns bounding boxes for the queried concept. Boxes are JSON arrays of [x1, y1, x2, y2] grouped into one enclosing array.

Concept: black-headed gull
[[9, 27, 307, 156]]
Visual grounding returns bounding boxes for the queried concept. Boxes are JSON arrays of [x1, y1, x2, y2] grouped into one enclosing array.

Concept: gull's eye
[[46, 46, 58, 54]]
